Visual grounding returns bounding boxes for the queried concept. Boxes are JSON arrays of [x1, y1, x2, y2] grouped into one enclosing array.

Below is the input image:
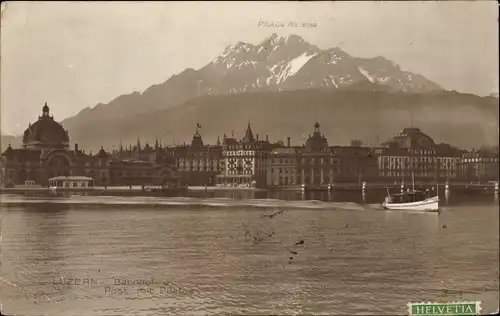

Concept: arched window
[[47, 155, 70, 167]]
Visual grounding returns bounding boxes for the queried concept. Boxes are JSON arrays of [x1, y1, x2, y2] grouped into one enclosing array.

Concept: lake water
[[1, 190, 498, 315]]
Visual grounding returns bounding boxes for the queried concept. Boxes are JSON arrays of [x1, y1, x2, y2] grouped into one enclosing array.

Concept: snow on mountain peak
[[358, 67, 375, 83], [288, 52, 318, 76], [203, 33, 442, 94]]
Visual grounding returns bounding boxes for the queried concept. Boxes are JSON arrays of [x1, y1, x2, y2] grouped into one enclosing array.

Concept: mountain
[[0, 131, 17, 152], [4, 90, 494, 153], [200, 34, 442, 94], [59, 33, 443, 133], [6, 34, 496, 153]]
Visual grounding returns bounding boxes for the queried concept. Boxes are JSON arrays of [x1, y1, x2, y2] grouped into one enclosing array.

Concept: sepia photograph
[[0, 1, 498, 315]]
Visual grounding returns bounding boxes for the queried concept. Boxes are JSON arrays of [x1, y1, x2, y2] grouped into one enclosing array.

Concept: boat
[[383, 190, 439, 212], [382, 170, 439, 212]]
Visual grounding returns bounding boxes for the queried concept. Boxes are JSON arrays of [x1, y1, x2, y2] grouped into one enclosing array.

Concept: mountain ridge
[[3, 89, 497, 153], [59, 33, 443, 129], [4, 34, 497, 153]]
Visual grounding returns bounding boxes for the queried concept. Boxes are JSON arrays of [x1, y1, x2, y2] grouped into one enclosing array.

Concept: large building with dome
[[377, 127, 463, 181], [0, 103, 175, 187], [265, 122, 379, 187]]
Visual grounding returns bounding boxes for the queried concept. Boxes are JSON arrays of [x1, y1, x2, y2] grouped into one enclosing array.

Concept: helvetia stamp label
[[407, 301, 482, 316]]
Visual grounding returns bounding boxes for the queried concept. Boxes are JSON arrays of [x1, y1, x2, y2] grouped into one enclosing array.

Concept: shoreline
[[0, 182, 497, 195]]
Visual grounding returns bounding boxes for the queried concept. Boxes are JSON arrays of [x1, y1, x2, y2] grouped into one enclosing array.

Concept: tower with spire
[[136, 136, 141, 157], [242, 122, 255, 144]]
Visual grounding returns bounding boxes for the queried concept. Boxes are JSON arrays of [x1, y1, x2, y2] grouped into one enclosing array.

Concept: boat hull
[[382, 196, 440, 212]]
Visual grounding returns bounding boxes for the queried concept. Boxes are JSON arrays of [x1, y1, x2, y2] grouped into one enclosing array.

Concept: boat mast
[[409, 110, 414, 192]]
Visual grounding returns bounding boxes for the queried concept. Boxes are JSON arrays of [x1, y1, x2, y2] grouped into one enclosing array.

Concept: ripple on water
[[1, 198, 498, 315]]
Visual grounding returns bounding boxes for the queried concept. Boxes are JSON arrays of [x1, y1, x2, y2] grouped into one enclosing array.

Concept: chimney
[[256, 134, 259, 141], [287, 137, 291, 147], [266, 134, 269, 142], [74, 143, 79, 152]]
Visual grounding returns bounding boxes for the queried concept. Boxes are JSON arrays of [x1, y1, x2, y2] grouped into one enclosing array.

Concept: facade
[[163, 126, 224, 186], [458, 148, 499, 182], [266, 147, 299, 186], [0, 103, 175, 187], [329, 146, 379, 182], [295, 123, 378, 186], [2, 105, 495, 189], [266, 123, 379, 187], [216, 124, 282, 187], [378, 128, 463, 182]]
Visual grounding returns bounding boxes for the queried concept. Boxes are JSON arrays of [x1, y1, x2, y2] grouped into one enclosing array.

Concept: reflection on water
[[3, 188, 495, 207], [1, 191, 498, 316]]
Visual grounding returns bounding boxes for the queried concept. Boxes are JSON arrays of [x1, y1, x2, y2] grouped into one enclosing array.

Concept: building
[[216, 123, 283, 187], [266, 147, 299, 186], [104, 139, 177, 186], [163, 125, 224, 186], [296, 123, 378, 186], [266, 123, 378, 187], [378, 127, 462, 182], [458, 147, 499, 182], [330, 146, 379, 183], [0, 103, 175, 187]]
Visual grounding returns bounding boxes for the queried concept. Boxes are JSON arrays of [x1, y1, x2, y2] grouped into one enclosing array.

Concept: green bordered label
[[407, 301, 482, 316]]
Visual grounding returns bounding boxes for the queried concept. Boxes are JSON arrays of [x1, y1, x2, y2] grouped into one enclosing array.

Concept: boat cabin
[[48, 176, 94, 189], [388, 190, 429, 204]]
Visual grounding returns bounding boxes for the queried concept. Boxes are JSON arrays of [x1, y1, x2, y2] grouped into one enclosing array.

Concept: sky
[[1, 1, 498, 135]]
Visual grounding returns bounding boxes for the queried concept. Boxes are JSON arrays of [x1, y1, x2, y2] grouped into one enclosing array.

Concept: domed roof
[[22, 103, 70, 149], [191, 124, 204, 147], [305, 122, 328, 152], [191, 132, 204, 147], [384, 127, 435, 149]]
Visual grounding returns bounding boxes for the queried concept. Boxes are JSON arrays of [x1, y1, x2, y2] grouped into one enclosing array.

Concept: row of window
[[383, 165, 456, 170], [270, 168, 295, 174], [224, 151, 256, 156], [270, 168, 365, 176], [176, 159, 222, 164], [269, 159, 296, 164], [461, 158, 499, 163], [380, 171, 457, 177], [177, 167, 221, 171], [226, 170, 254, 175], [383, 157, 459, 163], [408, 150, 436, 155]]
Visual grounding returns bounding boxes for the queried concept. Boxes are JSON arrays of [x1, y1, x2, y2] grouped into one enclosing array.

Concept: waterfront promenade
[[1, 181, 498, 194]]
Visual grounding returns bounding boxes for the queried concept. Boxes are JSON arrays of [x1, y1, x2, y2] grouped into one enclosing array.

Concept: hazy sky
[[1, 1, 498, 135]]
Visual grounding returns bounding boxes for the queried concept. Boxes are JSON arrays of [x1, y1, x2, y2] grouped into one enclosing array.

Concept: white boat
[[383, 192, 439, 212], [382, 168, 440, 212]]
